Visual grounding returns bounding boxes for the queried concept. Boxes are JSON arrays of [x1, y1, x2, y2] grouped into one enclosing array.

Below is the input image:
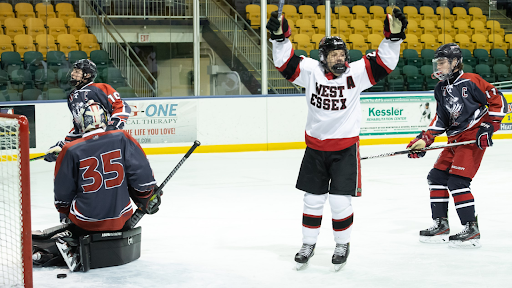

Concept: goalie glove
[[384, 8, 408, 41], [406, 131, 435, 158], [476, 122, 496, 150], [44, 141, 65, 162], [106, 117, 125, 131], [266, 11, 291, 42]]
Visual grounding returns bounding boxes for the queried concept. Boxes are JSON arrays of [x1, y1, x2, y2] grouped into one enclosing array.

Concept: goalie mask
[[432, 43, 462, 81], [79, 101, 107, 133], [318, 36, 350, 76], [69, 59, 97, 87]]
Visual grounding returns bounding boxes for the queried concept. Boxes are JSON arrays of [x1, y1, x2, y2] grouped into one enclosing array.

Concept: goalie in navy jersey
[[267, 8, 407, 270], [407, 43, 508, 248], [44, 59, 131, 163]]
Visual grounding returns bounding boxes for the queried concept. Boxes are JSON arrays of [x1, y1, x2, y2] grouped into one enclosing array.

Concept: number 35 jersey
[[54, 129, 156, 231]]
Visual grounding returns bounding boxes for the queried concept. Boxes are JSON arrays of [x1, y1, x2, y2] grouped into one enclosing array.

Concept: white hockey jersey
[[271, 38, 402, 151]]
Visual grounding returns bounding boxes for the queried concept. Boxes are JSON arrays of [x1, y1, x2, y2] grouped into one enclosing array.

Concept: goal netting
[[0, 113, 32, 288]]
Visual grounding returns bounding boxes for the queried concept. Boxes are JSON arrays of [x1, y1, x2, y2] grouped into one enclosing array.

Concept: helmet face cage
[[79, 101, 107, 133], [69, 59, 97, 86], [318, 36, 350, 75], [432, 43, 462, 81]]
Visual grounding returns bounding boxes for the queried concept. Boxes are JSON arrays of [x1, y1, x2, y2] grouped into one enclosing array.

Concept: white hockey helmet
[[79, 101, 107, 133]]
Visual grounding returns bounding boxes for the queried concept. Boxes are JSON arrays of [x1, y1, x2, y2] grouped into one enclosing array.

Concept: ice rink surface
[[30, 140, 512, 288]]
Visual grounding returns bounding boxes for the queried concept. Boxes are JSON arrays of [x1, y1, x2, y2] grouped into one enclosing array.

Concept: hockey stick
[[277, 0, 285, 18], [361, 140, 476, 160], [30, 154, 46, 161], [124, 140, 201, 230]]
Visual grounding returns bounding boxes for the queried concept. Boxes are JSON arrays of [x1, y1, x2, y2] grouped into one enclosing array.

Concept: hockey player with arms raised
[[267, 9, 407, 270], [44, 59, 131, 163], [407, 43, 508, 248]]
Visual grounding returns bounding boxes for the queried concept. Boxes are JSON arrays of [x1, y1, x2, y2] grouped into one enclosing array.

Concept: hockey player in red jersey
[[44, 59, 131, 163], [407, 43, 508, 248], [267, 9, 407, 270]]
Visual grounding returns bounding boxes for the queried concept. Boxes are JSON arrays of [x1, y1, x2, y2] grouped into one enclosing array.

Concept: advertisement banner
[[500, 92, 512, 131], [125, 100, 197, 144], [360, 95, 436, 136]]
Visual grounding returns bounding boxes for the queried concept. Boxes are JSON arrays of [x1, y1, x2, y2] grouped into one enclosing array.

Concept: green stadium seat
[[421, 49, 436, 64], [22, 88, 43, 101], [387, 69, 405, 91], [310, 49, 320, 61], [461, 49, 478, 68], [68, 50, 88, 64], [421, 65, 438, 90], [475, 64, 496, 83], [349, 49, 363, 62], [473, 49, 494, 66], [47, 88, 67, 100], [493, 64, 512, 82], [490, 49, 511, 66], [403, 49, 423, 68]]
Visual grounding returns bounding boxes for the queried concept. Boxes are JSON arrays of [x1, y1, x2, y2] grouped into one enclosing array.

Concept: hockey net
[[0, 113, 32, 288]]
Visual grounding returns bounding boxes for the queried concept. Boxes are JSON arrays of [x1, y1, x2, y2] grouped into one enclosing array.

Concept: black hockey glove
[[44, 140, 65, 162], [130, 185, 162, 215], [266, 11, 291, 42], [384, 8, 408, 41], [106, 117, 124, 131], [476, 122, 495, 150]]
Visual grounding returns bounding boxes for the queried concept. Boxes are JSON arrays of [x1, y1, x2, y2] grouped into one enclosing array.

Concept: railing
[[205, 0, 301, 94], [79, 0, 157, 97], [93, 0, 193, 18]]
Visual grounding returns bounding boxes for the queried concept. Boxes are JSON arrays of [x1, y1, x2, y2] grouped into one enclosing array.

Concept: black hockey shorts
[[296, 144, 361, 196]]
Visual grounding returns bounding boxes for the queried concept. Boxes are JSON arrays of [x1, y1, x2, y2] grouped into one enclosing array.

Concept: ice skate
[[294, 243, 315, 270], [448, 220, 481, 249], [419, 217, 450, 243], [332, 242, 350, 272], [56, 238, 81, 271]]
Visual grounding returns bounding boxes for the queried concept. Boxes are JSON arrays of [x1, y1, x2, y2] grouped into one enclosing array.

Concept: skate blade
[[333, 262, 346, 272], [419, 235, 449, 244], [448, 239, 481, 249], [295, 262, 309, 271]]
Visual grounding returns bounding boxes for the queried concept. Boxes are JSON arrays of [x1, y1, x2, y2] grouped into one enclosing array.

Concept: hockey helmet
[[432, 43, 462, 81], [69, 59, 98, 86], [79, 101, 107, 133], [318, 36, 350, 76]]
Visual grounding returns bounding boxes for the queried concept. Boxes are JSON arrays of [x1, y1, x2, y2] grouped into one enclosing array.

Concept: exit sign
[[138, 33, 150, 43]]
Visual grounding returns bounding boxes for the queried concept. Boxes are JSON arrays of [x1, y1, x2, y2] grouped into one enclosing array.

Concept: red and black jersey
[[65, 82, 131, 142], [54, 129, 156, 231], [427, 72, 508, 139]]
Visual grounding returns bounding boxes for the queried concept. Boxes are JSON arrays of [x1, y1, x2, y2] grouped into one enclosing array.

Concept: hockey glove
[[130, 185, 162, 215], [406, 131, 435, 158], [106, 117, 124, 131], [266, 11, 291, 42], [44, 141, 65, 162], [384, 8, 408, 41], [476, 122, 495, 150]]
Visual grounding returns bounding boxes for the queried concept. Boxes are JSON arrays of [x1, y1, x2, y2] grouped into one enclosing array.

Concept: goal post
[[0, 113, 32, 288]]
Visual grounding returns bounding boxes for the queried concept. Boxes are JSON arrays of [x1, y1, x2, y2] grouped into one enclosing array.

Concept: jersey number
[[107, 92, 120, 103], [80, 149, 125, 193]]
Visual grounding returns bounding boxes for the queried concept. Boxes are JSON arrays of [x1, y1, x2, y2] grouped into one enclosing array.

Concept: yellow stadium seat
[[350, 19, 369, 39], [316, 5, 334, 20], [266, 4, 278, 20], [287, 19, 299, 35], [35, 2, 56, 21], [14, 3, 35, 24], [368, 19, 383, 36], [454, 20, 473, 36], [293, 33, 314, 55], [295, 19, 315, 38], [311, 34, 325, 49], [367, 33, 383, 50], [0, 34, 14, 57], [405, 20, 424, 38], [282, 5, 300, 23], [437, 20, 456, 38], [55, 3, 76, 24], [470, 20, 489, 37], [405, 34, 424, 54], [452, 7, 471, 24], [246, 5, 260, 29], [26, 18, 47, 39], [420, 20, 440, 37], [488, 34, 509, 50], [468, 7, 486, 23], [35, 34, 57, 59], [420, 6, 438, 21], [486, 20, 504, 37], [46, 18, 67, 39], [67, 18, 88, 41], [78, 34, 100, 57], [0, 3, 15, 25], [352, 5, 371, 24], [505, 34, 512, 47], [369, 6, 386, 22], [436, 7, 454, 22], [421, 34, 439, 50], [299, 5, 317, 21], [56, 34, 79, 57], [331, 19, 350, 38], [4, 18, 25, 41], [455, 34, 476, 51], [438, 34, 453, 45], [472, 34, 492, 53], [403, 6, 422, 23], [349, 34, 369, 55], [13, 34, 35, 59], [334, 6, 353, 23], [313, 19, 326, 35]]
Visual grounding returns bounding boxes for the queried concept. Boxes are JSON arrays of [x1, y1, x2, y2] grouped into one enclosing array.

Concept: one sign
[[138, 33, 150, 43]]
